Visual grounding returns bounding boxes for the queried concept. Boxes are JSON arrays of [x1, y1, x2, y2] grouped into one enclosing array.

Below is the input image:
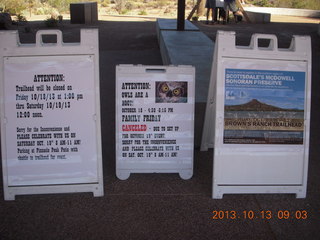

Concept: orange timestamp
[[212, 210, 308, 220]]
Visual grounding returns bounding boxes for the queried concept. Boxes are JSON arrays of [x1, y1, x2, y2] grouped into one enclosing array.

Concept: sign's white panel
[[4, 55, 98, 186], [201, 31, 311, 198], [116, 65, 195, 180], [0, 29, 103, 200]]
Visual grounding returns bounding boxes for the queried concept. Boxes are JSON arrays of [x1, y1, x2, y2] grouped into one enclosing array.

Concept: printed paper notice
[[4, 55, 99, 185], [224, 69, 305, 144], [116, 70, 194, 166]]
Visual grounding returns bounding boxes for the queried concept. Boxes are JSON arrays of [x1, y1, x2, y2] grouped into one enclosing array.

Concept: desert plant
[[248, 0, 319, 9], [47, 0, 76, 13], [114, 0, 127, 14], [0, 0, 28, 15], [125, 1, 134, 11], [16, 14, 27, 22], [100, 0, 110, 8], [138, 9, 147, 15], [45, 15, 58, 27], [250, 0, 273, 7], [164, 7, 172, 15]]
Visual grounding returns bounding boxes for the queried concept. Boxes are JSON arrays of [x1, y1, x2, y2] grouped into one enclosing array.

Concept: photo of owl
[[155, 81, 188, 103]]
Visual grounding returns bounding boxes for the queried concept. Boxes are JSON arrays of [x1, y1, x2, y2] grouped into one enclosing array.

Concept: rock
[[0, 13, 12, 30]]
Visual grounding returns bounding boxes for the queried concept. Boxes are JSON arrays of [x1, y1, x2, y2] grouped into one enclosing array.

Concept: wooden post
[[177, 0, 186, 31], [187, 0, 202, 20], [236, 0, 251, 23]]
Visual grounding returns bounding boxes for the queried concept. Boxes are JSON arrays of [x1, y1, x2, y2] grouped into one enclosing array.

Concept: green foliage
[[155, 0, 168, 8], [291, 0, 307, 9], [0, 0, 28, 15], [247, 0, 320, 10], [45, 15, 58, 27], [114, 0, 127, 14], [17, 14, 27, 21], [100, 0, 110, 8], [34, 5, 58, 15], [1, 0, 319, 18], [250, 0, 273, 7], [125, 1, 134, 11], [47, 0, 76, 13], [138, 9, 147, 15]]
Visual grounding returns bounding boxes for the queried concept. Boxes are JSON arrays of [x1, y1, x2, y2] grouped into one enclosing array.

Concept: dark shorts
[[224, 1, 238, 12], [205, 0, 216, 8]]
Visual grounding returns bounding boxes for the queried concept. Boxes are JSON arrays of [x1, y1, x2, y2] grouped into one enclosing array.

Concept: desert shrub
[[125, 1, 134, 11], [35, 4, 59, 15], [16, 14, 27, 22], [138, 9, 147, 15], [99, 0, 110, 7], [45, 15, 58, 27], [114, 0, 127, 14], [291, 0, 307, 8], [135, 3, 145, 9], [157, 0, 168, 8], [248, 0, 319, 9], [0, 0, 28, 15], [163, 7, 171, 14], [250, 0, 273, 7], [47, 0, 78, 13], [121, 9, 129, 14]]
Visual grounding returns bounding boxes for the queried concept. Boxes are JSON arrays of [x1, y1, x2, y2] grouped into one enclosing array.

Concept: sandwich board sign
[[0, 29, 104, 200], [116, 65, 195, 180], [201, 31, 311, 199]]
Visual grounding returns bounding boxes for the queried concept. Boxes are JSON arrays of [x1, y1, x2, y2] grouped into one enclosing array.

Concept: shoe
[[234, 14, 242, 22], [234, 11, 243, 23]]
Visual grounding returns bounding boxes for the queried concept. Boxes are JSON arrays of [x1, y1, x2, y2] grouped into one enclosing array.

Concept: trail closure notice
[[0, 29, 103, 200]]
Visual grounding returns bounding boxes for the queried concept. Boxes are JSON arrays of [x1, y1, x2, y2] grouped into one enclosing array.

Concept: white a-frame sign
[[0, 29, 104, 200], [201, 31, 311, 199], [116, 65, 195, 180]]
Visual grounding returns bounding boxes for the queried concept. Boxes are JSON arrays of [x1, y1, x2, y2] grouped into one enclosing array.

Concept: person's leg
[[228, 1, 243, 22], [223, 3, 230, 24], [211, 8, 216, 23], [213, 7, 218, 22], [206, 8, 210, 24]]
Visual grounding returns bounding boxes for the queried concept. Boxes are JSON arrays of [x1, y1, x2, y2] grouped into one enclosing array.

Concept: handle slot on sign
[[145, 68, 166, 73], [36, 30, 63, 46], [250, 34, 278, 51]]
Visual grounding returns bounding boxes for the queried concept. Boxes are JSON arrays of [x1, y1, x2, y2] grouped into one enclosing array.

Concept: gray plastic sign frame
[[201, 31, 311, 199], [0, 29, 104, 200]]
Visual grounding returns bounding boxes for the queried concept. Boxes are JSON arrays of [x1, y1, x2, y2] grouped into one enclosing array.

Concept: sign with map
[[224, 69, 305, 144]]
